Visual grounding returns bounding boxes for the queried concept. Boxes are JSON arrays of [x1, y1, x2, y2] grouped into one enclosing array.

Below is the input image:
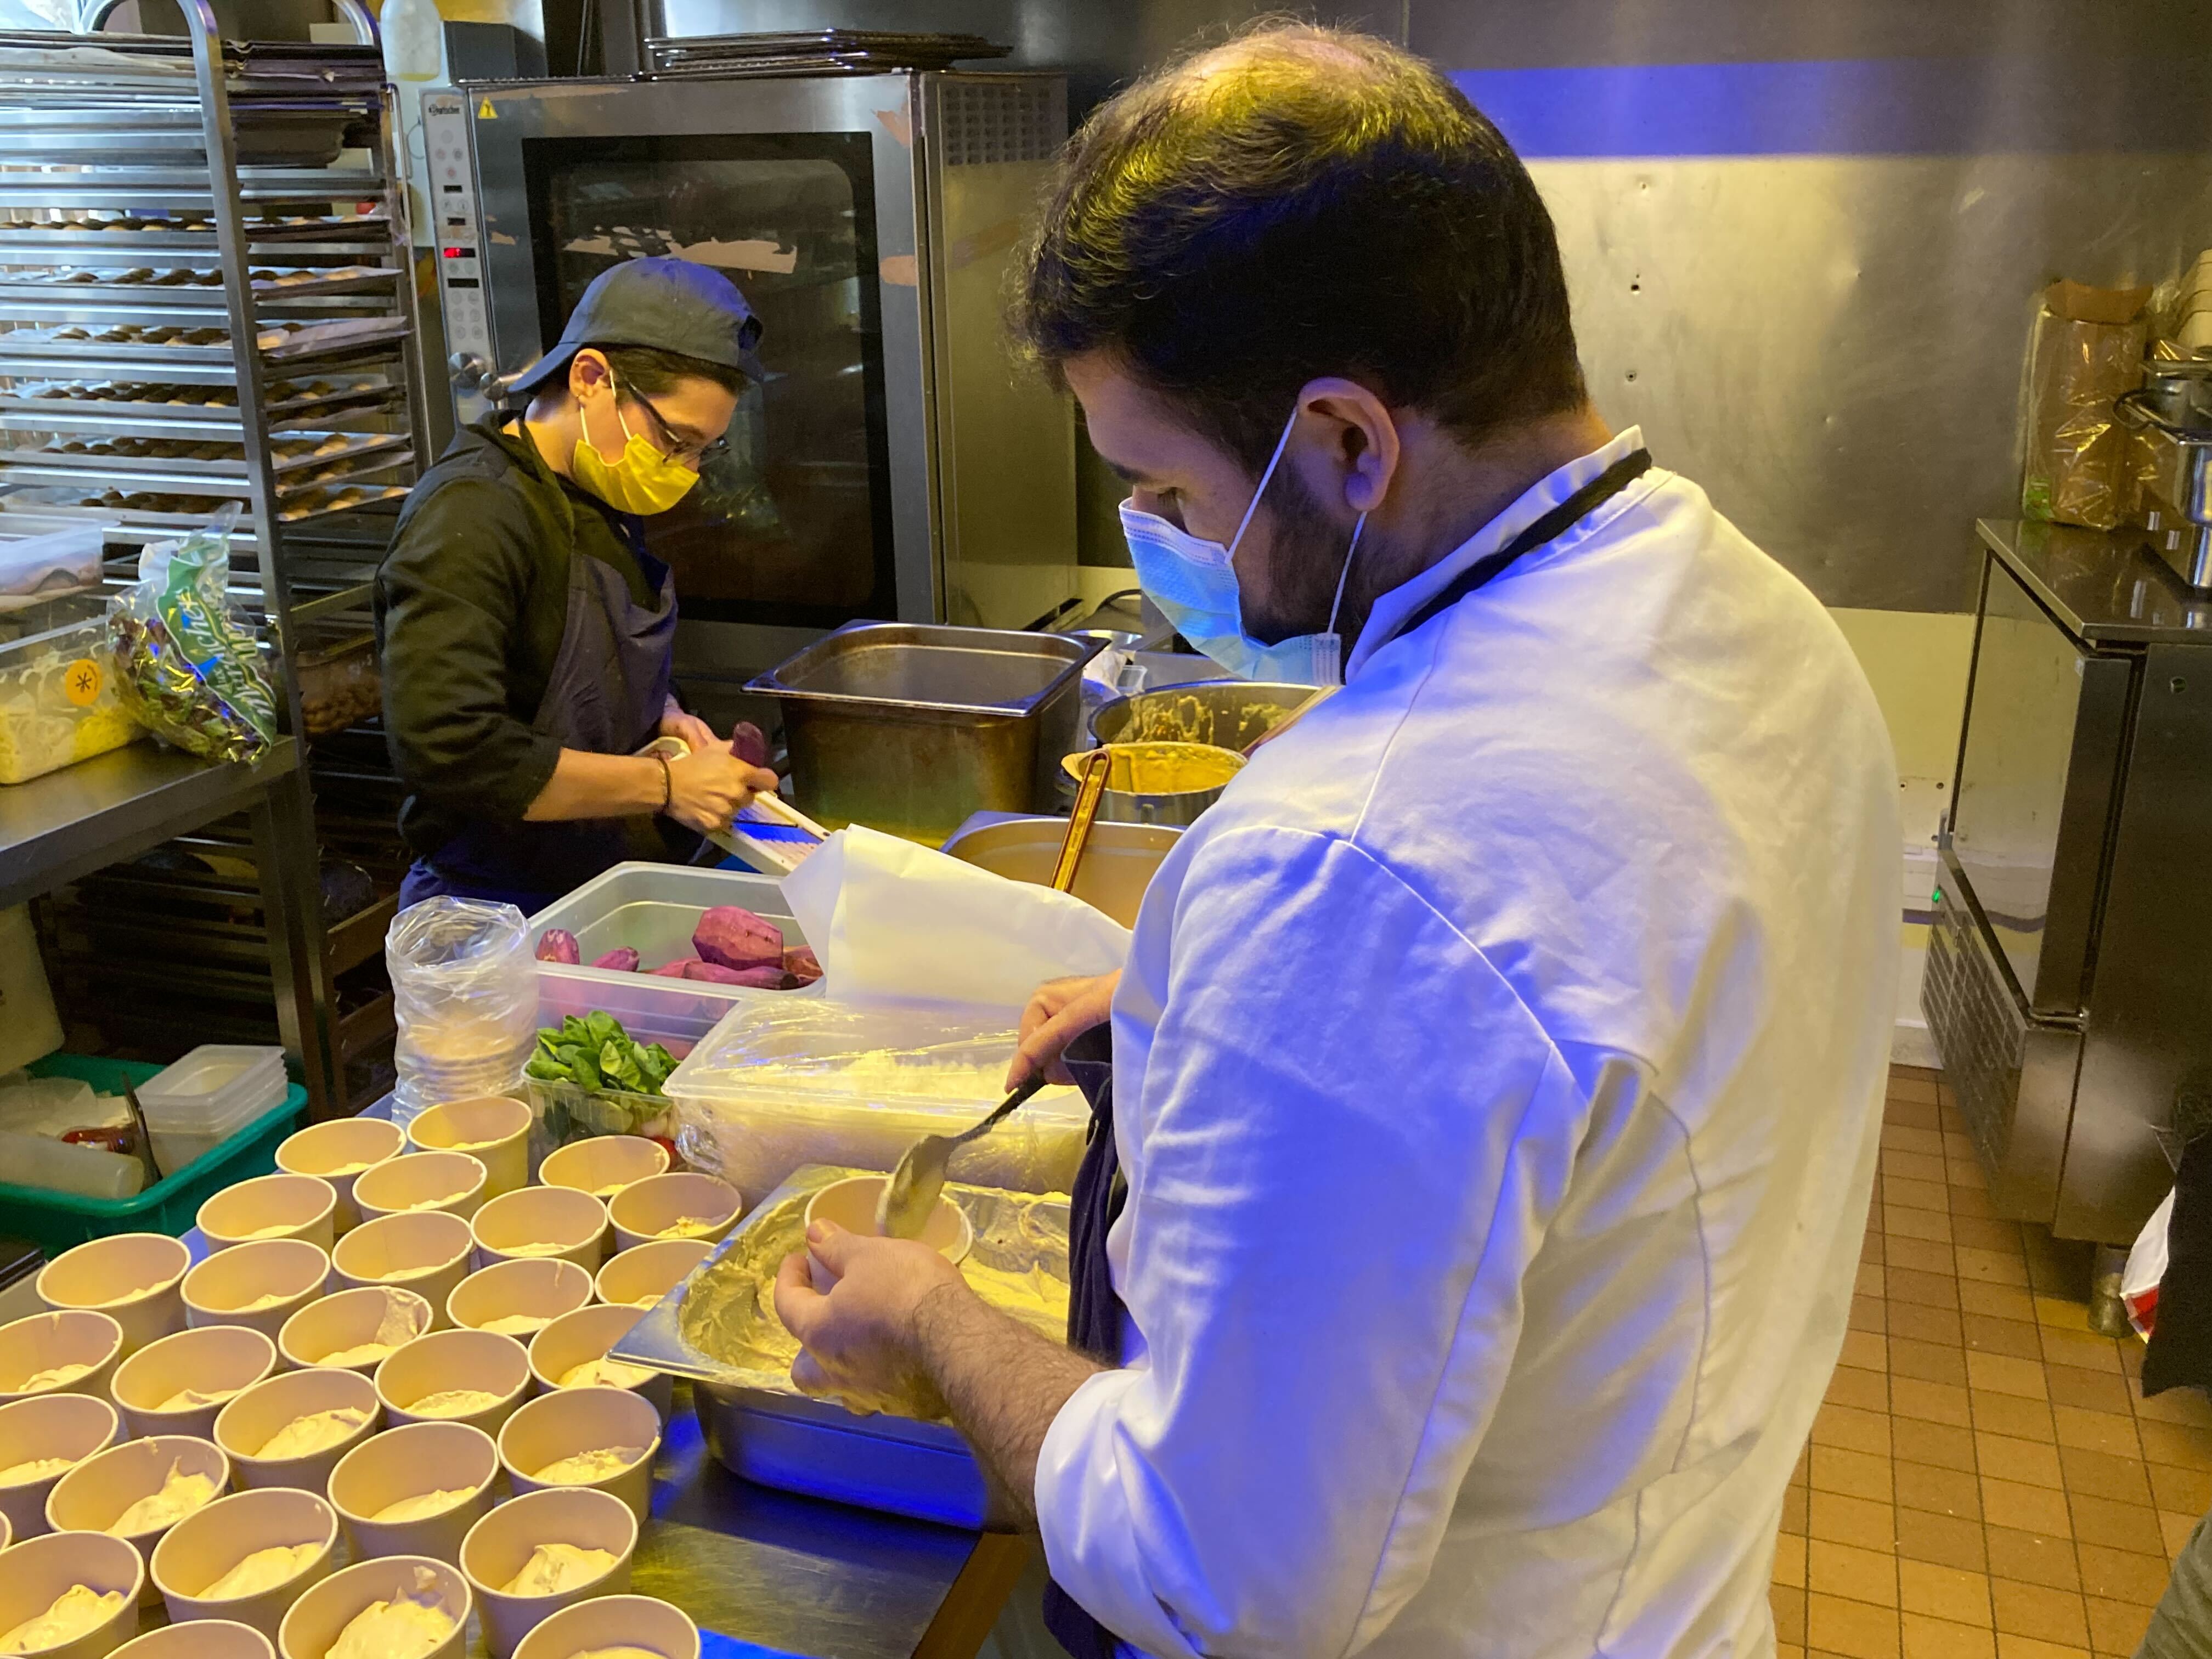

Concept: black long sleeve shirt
[[374, 416, 661, 859]]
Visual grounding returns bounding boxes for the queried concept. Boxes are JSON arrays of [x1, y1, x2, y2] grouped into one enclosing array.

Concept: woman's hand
[[663, 745, 777, 834], [659, 701, 721, 756], [1008, 971, 1121, 1088]]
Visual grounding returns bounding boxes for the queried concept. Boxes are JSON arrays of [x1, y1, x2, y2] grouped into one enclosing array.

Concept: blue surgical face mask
[[1119, 406, 1367, 686]]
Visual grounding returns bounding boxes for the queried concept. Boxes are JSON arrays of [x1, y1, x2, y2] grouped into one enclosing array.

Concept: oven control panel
[[423, 91, 494, 429]]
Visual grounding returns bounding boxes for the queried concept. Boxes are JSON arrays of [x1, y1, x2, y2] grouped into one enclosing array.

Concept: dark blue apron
[[398, 516, 678, 913], [1040, 448, 1653, 1659]]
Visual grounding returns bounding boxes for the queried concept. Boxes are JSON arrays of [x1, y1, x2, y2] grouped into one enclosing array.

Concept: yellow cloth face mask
[[571, 376, 699, 515]]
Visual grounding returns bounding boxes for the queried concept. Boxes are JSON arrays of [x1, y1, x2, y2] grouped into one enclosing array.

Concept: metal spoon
[[873, 751, 1114, 1240]]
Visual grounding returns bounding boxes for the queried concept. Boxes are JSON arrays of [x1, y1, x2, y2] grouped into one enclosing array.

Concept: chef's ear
[[568, 348, 614, 402], [1294, 376, 1400, 517]]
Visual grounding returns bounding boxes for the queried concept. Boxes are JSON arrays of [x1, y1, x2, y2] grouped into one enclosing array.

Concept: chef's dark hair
[[1013, 23, 1585, 470], [585, 343, 748, 398]]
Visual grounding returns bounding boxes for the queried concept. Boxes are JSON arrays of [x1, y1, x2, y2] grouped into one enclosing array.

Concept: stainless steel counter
[[641, 1383, 1030, 1659]]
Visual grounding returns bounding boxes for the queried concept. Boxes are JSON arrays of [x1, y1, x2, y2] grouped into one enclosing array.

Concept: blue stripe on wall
[[1449, 58, 2211, 159]]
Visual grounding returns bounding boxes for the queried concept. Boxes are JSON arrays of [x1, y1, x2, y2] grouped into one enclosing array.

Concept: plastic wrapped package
[[0, 599, 141, 785], [0, 522, 110, 610], [665, 998, 1089, 1200], [107, 504, 279, 761], [387, 898, 539, 1125], [2021, 279, 2152, 532]]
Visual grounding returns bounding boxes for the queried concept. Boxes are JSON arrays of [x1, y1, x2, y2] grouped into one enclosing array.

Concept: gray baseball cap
[[505, 255, 764, 398]]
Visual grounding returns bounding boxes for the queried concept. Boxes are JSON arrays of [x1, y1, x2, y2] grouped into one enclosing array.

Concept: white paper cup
[[276, 1556, 469, 1659], [276, 1288, 432, 1378], [111, 1618, 274, 1659], [591, 1240, 709, 1312], [470, 1190, 607, 1274], [181, 1242, 330, 1342], [329, 1214, 473, 1327], [803, 1177, 971, 1291], [405, 1099, 531, 1200], [198, 1178, 337, 1255], [150, 1488, 337, 1638], [36, 1236, 190, 1358], [459, 1487, 636, 1659], [510, 1594, 698, 1659], [606, 1174, 741, 1254], [275, 1121, 405, 1236], [373, 1329, 529, 1437], [0, 1530, 142, 1659], [111, 1327, 278, 1442], [496, 1389, 660, 1525], [537, 1139, 668, 1204], [351, 1153, 487, 1228], [0, 1392, 120, 1543], [212, 1370, 379, 1497], [46, 1436, 230, 1604], [0, 1311, 125, 1407], [326, 1422, 496, 1567], [445, 1261, 592, 1342], [526, 1308, 670, 1422]]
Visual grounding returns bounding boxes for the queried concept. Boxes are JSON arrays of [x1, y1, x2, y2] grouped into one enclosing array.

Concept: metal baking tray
[[0, 379, 396, 429], [0, 314, 408, 367], [0, 266, 399, 306], [4, 430, 407, 475], [0, 213, 392, 250], [614, 1163, 1070, 1529]]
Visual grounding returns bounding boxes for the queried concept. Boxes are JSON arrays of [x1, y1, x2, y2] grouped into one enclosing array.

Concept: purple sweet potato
[[591, 946, 641, 972], [730, 721, 771, 770], [534, 928, 580, 964], [649, 956, 701, 978], [692, 905, 782, 971], [682, 961, 787, 986], [783, 946, 821, 985]]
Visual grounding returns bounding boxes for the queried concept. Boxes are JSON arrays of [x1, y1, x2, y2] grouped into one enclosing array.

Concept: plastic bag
[[2125, 1188, 2173, 1338], [2021, 280, 2151, 532], [665, 997, 1090, 1200], [107, 504, 278, 762], [386, 897, 539, 1124]]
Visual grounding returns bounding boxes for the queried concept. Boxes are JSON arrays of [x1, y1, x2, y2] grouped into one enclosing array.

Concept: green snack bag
[[108, 504, 279, 762]]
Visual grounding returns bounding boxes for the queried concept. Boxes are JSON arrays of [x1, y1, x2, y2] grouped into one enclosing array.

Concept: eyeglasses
[[624, 389, 730, 468]]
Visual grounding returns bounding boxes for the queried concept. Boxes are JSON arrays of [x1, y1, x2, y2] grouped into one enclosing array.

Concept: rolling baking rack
[[0, 0, 436, 1116]]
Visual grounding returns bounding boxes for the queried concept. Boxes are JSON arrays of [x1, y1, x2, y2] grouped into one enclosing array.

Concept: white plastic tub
[[138, 1048, 287, 1178]]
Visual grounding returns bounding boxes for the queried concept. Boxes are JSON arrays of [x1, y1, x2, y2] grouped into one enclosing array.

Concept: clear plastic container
[[137, 1043, 288, 1176], [0, 596, 144, 785], [663, 998, 1088, 1201], [0, 522, 109, 608]]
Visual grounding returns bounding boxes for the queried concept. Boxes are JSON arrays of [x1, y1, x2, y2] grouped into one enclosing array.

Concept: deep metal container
[[941, 814, 1180, 927], [1059, 742, 1242, 828], [1089, 678, 1315, 750], [745, 623, 1103, 844]]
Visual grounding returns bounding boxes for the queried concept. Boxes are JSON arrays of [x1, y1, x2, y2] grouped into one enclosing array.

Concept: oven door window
[[523, 132, 893, 630]]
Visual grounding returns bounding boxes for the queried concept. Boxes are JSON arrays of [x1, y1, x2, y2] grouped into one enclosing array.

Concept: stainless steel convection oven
[[420, 61, 1076, 680], [1926, 518, 2212, 1256]]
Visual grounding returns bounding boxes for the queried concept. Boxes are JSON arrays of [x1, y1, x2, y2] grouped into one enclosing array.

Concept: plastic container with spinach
[[524, 1011, 678, 1142]]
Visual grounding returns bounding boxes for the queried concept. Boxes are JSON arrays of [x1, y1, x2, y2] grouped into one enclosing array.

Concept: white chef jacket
[[1034, 428, 1900, 1659]]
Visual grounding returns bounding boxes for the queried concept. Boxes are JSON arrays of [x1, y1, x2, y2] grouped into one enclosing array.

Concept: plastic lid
[[137, 1044, 287, 1121]]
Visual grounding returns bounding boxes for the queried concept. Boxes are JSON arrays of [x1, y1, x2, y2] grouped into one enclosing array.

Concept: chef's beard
[[1234, 459, 1365, 646]]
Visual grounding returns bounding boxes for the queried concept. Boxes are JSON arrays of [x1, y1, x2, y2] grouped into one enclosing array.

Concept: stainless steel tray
[[3, 430, 408, 477], [0, 213, 392, 249], [614, 1163, 1070, 1528]]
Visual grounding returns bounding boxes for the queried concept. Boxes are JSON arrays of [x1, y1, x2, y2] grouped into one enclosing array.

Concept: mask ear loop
[[1311, 511, 1368, 686], [583, 367, 637, 465], [1224, 404, 1305, 560]]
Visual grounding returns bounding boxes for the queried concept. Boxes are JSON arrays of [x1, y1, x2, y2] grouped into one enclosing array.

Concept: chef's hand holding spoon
[[1008, 970, 1121, 1088]]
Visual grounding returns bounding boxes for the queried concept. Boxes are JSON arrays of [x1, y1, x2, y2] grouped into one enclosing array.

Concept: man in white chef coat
[[775, 22, 1900, 1659]]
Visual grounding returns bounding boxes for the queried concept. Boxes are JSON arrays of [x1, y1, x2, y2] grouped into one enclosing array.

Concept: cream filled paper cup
[[111, 1325, 277, 1442], [275, 1119, 405, 1235], [405, 1098, 531, 1200], [326, 1420, 497, 1568], [446, 1260, 592, 1343], [373, 1329, 529, 1438], [111, 1617, 276, 1659], [470, 1189, 607, 1275], [536, 1139, 667, 1204], [181, 1242, 329, 1342], [0, 1390, 121, 1543], [0, 1310, 125, 1407], [277, 1288, 433, 1378], [149, 1487, 338, 1639], [496, 1389, 659, 1525], [329, 1213, 473, 1327], [527, 1307, 671, 1423], [591, 1240, 708, 1312], [459, 1486, 636, 1659], [606, 1174, 740, 1254], [351, 1152, 487, 1228], [510, 1594, 698, 1659], [46, 1435, 231, 1605], [198, 1177, 338, 1255], [0, 1530, 142, 1659], [277, 1556, 470, 1659], [37, 1235, 190, 1358], [213, 1369, 380, 1498]]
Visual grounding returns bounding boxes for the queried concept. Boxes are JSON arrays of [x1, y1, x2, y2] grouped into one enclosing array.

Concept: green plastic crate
[[0, 1053, 308, 1257]]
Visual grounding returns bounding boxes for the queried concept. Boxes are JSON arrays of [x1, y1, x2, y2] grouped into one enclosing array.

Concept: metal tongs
[[874, 749, 1113, 1239]]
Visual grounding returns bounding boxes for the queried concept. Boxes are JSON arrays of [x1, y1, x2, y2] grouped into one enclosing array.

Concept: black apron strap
[[1378, 448, 1652, 653]]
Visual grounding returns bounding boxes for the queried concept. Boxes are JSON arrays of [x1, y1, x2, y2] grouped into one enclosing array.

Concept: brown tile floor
[[1771, 1065, 2209, 1659]]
